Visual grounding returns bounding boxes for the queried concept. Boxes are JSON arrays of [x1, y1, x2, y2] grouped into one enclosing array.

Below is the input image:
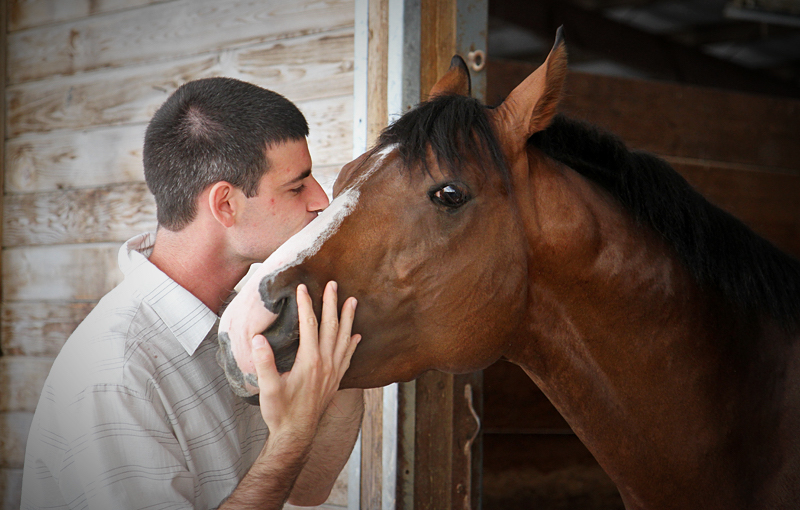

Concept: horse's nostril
[[266, 297, 286, 321], [259, 288, 300, 373]]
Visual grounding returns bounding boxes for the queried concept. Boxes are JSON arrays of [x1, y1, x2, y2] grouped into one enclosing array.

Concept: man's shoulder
[[68, 282, 159, 352], [48, 285, 171, 395]]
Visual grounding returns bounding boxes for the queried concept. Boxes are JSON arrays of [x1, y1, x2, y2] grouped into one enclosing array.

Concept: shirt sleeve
[[23, 381, 204, 510]]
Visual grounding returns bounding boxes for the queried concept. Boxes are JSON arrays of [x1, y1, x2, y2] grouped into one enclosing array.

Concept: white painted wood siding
[[0, 1, 355, 507]]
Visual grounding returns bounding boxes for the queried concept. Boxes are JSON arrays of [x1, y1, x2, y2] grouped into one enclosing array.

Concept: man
[[21, 77, 364, 509]]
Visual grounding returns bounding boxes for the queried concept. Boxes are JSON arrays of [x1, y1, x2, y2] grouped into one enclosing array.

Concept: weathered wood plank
[[7, 28, 354, 136], [487, 60, 800, 172], [9, 0, 170, 32], [414, 371, 454, 510], [6, 123, 347, 197], [360, 387, 383, 510], [7, 88, 351, 192], [1, 468, 23, 510], [6, 124, 146, 193], [234, 29, 354, 101], [1, 0, 8, 310], [6, 57, 205, 136], [1, 301, 96, 357], [303, 96, 354, 169], [0, 412, 34, 468], [8, 0, 354, 85], [4, 182, 157, 247], [3, 243, 122, 302], [0, 357, 53, 413]]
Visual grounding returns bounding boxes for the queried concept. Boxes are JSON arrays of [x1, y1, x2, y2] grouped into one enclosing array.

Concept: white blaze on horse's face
[[217, 144, 397, 396]]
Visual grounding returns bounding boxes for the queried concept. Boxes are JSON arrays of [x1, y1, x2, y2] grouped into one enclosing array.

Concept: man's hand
[[252, 281, 360, 442], [219, 281, 360, 509]]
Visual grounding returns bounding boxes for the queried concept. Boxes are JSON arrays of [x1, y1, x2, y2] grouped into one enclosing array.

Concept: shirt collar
[[119, 232, 219, 356]]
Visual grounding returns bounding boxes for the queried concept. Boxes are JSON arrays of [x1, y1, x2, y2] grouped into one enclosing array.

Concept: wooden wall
[[483, 59, 800, 509], [0, 1, 355, 508]]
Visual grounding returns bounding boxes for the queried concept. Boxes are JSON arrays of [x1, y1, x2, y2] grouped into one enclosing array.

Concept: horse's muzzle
[[257, 276, 301, 373], [216, 275, 300, 405]]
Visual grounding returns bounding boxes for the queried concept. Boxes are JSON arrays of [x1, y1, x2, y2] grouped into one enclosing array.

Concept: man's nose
[[307, 176, 330, 212]]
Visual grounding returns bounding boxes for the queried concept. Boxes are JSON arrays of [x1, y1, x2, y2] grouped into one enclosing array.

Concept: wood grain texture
[[0, 412, 33, 468], [9, 0, 170, 32], [366, 0, 388, 145], [0, 357, 53, 413], [414, 370, 454, 510], [6, 93, 350, 197], [234, 28, 354, 101], [303, 95, 354, 169], [4, 182, 157, 247], [360, 387, 383, 510], [7, 29, 354, 136], [1, 0, 8, 319], [8, 0, 354, 85], [0, 468, 23, 509], [3, 243, 122, 302], [419, 0, 456, 97], [1, 301, 96, 357], [6, 124, 147, 193]]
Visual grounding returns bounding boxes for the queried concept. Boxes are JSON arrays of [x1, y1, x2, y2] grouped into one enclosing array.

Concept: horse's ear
[[428, 55, 471, 98], [495, 27, 567, 139]]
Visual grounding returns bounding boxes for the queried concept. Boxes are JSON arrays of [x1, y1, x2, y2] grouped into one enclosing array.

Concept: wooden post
[[357, 0, 390, 508], [0, 0, 6, 319]]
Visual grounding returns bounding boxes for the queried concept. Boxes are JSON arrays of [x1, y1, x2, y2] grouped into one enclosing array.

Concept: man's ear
[[207, 181, 241, 228]]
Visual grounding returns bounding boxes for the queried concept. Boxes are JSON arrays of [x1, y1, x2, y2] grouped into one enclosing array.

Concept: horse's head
[[218, 30, 568, 395]]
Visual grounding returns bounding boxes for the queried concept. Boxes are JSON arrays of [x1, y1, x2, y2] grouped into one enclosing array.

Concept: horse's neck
[[508, 159, 798, 508]]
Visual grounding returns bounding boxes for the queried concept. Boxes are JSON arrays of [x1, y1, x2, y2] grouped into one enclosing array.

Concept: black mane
[[530, 114, 800, 331], [378, 94, 510, 188], [378, 96, 800, 330]]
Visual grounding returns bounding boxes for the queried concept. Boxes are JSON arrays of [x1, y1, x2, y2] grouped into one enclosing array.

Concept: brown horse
[[218, 29, 800, 509]]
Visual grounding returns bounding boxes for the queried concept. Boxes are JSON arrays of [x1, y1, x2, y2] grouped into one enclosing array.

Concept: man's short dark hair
[[143, 77, 309, 231]]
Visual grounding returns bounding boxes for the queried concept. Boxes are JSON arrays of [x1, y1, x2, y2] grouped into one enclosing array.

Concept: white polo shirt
[[21, 232, 268, 509]]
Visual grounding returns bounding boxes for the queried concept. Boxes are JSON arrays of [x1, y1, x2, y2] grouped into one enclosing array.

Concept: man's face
[[234, 138, 329, 263]]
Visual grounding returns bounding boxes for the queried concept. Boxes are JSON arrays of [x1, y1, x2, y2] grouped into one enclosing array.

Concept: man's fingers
[[341, 334, 362, 374], [319, 281, 340, 357], [251, 334, 281, 396], [333, 297, 358, 362], [295, 284, 320, 363]]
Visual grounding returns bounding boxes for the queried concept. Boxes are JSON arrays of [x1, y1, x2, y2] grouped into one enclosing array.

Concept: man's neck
[[149, 226, 251, 316]]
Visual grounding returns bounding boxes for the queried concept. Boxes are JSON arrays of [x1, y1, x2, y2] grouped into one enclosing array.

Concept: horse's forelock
[[377, 95, 510, 190]]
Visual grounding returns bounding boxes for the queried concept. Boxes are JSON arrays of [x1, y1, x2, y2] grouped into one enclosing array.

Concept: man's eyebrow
[[284, 168, 312, 186]]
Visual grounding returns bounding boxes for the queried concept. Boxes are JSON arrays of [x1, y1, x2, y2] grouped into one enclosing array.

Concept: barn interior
[[482, 1, 800, 508]]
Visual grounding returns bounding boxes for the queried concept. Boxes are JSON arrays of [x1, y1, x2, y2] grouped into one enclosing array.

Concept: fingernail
[[351, 298, 358, 310], [330, 281, 338, 292], [297, 284, 307, 295], [251, 336, 267, 349]]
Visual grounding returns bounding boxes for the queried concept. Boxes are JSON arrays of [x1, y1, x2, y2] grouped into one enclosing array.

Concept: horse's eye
[[429, 182, 471, 209]]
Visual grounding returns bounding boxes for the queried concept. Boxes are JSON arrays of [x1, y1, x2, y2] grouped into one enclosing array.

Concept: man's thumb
[[250, 335, 275, 368]]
